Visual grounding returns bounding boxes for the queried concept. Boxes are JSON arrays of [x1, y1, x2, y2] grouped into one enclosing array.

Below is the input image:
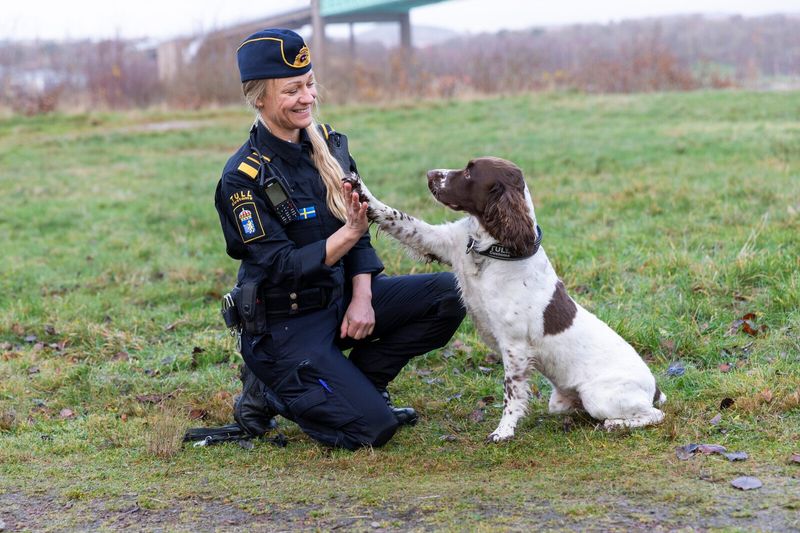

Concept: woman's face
[[258, 71, 317, 142]]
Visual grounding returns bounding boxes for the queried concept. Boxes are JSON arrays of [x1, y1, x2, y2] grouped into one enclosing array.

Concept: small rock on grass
[[731, 476, 762, 490], [667, 361, 685, 377], [724, 451, 748, 461]]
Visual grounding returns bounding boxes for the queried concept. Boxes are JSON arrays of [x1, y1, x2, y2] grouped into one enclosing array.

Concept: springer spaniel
[[350, 157, 665, 442]]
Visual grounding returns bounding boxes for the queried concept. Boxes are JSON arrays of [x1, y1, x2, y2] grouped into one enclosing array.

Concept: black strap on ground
[[183, 423, 287, 448]]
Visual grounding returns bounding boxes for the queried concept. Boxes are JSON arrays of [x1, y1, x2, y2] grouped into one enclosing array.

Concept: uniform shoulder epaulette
[[236, 151, 271, 180], [319, 123, 335, 141]]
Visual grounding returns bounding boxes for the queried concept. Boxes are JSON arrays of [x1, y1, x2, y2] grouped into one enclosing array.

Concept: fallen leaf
[[112, 351, 129, 362], [760, 389, 773, 403], [44, 325, 56, 336], [731, 476, 762, 490], [476, 396, 495, 409], [697, 444, 727, 454], [710, 413, 722, 426], [446, 393, 462, 402], [59, 408, 75, 419], [188, 408, 207, 420], [469, 409, 485, 423], [675, 443, 700, 460], [11, 323, 25, 336], [439, 434, 457, 442], [484, 352, 502, 365], [724, 451, 748, 461], [2, 351, 21, 361], [660, 339, 675, 353], [667, 361, 685, 377], [24, 335, 38, 343], [451, 340, 464, 350], [478, 366, 493, 374], [718, 363, 732, 373], [214, 390, 232, 401], [424, 378, 443, 385], [120, 414, 128, 422], [720, 398, 735, 410], [727, 313, 767, 337], [0, 342, 11, 351], [790, 453, 800, 464], [33, 342, 45, 351], [27, 366, 40, 375]]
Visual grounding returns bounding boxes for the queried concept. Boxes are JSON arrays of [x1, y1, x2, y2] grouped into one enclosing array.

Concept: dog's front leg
[[350, 176, 460, 265], [487, 346, 531, 443]]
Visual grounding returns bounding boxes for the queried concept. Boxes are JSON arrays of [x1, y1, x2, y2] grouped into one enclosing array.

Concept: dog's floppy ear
[[482, 182, 537, 256]]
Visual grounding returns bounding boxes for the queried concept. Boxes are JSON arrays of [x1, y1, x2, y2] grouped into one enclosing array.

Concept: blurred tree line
[[1, 14, 798, 114]]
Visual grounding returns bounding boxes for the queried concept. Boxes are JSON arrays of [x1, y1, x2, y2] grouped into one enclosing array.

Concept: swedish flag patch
[[297, 205, 317, 220]]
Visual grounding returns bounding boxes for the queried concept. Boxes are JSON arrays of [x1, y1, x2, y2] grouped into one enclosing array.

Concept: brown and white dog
[[352, 157, 665, 442]]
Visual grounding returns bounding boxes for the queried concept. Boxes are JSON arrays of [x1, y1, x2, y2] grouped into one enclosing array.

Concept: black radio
[[263, 175, 299, 225]]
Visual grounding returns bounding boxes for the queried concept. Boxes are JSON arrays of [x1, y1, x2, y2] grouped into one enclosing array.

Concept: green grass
[[1, 91, 799, 530]]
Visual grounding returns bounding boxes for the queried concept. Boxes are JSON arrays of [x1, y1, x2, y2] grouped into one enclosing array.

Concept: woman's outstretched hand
[[343, 181, 368, 235]]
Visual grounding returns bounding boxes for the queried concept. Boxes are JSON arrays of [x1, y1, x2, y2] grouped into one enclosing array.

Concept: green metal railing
[[320, 0, 446, 17]]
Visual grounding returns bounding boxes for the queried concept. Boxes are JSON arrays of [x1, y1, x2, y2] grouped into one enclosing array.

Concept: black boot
[[379, 389, 418, 426], [234, 363, 278, 437]]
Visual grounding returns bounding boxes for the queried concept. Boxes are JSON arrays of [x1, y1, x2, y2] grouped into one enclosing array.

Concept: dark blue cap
[[237, 28, 312, 82]]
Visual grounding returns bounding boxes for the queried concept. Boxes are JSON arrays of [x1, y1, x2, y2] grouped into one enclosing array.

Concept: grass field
[[1, 91, 799, 530]]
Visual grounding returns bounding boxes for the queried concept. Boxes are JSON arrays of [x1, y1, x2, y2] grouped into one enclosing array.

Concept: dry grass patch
[[145, 407, 189, 459]]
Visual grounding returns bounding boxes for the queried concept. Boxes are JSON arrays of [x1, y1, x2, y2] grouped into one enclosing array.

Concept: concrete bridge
[[157, 0, 448, 81]]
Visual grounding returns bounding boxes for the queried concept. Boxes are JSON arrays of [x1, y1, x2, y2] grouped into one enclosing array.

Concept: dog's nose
[[427, 170, 443, 184]]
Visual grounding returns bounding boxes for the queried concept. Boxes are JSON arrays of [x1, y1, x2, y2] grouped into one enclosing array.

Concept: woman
[[214, 28, 465, 449]]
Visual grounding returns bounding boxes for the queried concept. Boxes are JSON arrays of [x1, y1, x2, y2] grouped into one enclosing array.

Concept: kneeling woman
[[215, 29, 465, 449]]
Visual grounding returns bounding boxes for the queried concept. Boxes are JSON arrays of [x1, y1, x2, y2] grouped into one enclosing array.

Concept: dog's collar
[[466, 224, 543, 261]]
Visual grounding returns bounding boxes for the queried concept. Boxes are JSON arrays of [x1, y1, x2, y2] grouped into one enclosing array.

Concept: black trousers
[[240, 272, 465, 450]]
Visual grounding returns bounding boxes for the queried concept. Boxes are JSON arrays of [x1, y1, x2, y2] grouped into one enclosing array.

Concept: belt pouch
[[239, 282, 267, 335]]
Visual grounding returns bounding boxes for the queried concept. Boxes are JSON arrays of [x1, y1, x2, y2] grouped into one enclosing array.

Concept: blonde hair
[[242, 78, 347, 221]]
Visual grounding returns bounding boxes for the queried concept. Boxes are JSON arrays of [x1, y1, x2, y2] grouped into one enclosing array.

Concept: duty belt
[[261, 286, 342, 316]]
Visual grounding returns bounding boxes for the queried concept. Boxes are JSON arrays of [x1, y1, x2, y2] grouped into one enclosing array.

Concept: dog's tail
[[653, 384, 667, 406]]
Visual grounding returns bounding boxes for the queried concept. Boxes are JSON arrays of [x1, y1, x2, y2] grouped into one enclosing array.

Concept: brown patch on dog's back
[[543, 281, 577, 336]]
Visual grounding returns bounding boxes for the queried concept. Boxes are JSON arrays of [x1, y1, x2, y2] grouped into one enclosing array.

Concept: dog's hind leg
[[487, 347, 531, 443], [548, 388, 582, 415], [581, 385, 665, 430], [603, 408, 665, 430]]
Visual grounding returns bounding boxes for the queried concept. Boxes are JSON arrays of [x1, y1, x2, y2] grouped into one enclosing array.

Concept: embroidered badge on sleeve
[[233, 202, 266, 243]]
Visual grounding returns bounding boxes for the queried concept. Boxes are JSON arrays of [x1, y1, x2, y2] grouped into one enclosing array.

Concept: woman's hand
[[323, 183, 369, 266], [340, 295, 376, 340], [343, 181, 368, 235]]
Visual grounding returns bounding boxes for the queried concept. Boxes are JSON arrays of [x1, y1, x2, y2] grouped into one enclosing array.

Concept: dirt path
[[3, 478, 799, 532]]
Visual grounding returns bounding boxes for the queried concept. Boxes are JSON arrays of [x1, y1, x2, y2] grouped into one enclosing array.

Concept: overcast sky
[[2, 0, 798, 41]]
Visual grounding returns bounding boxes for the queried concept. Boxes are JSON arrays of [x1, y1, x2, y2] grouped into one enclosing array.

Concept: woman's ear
[[482, 182, 537, 256]]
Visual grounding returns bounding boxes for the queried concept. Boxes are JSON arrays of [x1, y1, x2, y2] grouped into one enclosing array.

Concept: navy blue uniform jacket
[[215, 121, 384, 299]]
